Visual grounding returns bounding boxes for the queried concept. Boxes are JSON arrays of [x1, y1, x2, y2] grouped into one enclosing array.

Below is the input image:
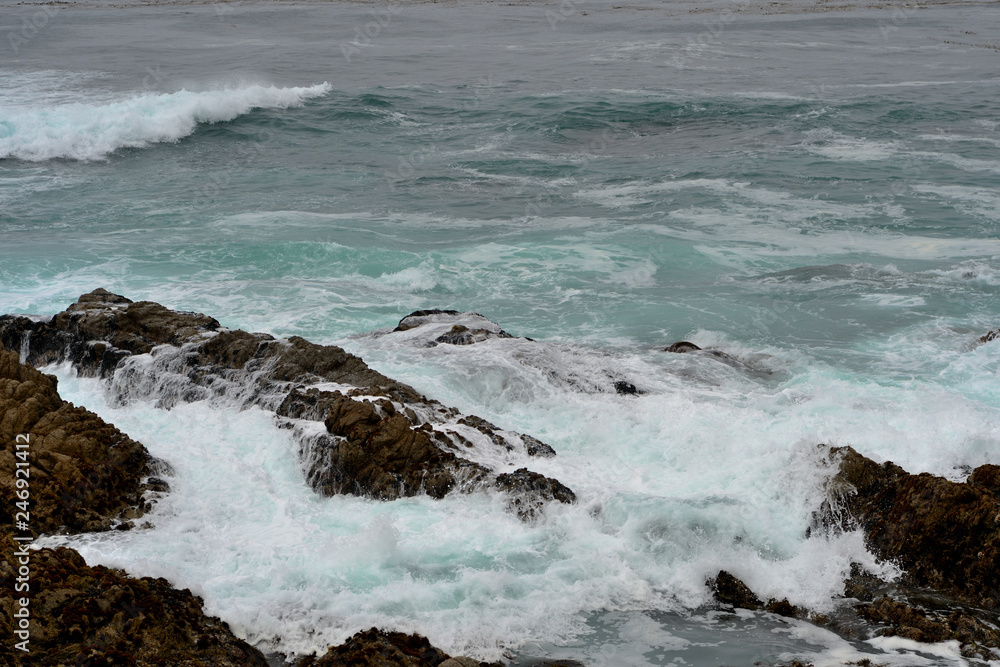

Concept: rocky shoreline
[[2, 290, 998, 665]]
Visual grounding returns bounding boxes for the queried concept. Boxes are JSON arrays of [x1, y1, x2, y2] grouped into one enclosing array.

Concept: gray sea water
[[2, 0, 999, 664]]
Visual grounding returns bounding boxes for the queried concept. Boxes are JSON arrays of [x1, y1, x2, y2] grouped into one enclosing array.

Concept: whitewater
[[2, 0, 999, 664]]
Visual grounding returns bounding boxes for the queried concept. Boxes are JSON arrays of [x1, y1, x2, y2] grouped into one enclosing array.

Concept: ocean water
[[2, 0, 1000, 664]]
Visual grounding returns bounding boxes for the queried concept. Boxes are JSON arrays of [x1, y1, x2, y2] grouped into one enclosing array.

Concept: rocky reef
[[0, 534, 270, 666], [0, 290, 575, 519], [0, 348, 512, 666], [816, 445, 1000, 611], [707, 445, 1000, 661], [0, 348, 165, 536]]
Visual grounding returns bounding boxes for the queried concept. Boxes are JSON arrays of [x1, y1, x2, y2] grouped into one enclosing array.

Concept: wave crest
[[0, 82, 331, 161]]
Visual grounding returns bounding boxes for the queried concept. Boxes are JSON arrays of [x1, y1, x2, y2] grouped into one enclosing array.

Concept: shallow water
[[3, 0, 999, 663]]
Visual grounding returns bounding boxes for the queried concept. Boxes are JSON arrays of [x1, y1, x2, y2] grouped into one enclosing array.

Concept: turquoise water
[[2, 1, 999, 664]]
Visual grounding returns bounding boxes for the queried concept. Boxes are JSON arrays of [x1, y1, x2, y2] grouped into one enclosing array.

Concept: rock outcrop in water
[[707, 570, 804, 619], [0, 348, 165, 536], [0, 291, 574, 519], [816, 445, 1000, 611], [392, 309, 516, 347], [0, 534, 269, 666], [707, 444, 1000, 661], [0, 353, 272, 666], [980, 328, 999, 343], [296, 627, 497, 667]]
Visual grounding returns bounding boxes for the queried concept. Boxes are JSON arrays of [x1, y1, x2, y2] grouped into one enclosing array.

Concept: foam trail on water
[[0, 83, 331, 161]]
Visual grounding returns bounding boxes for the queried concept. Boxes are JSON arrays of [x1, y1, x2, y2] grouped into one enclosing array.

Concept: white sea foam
[[38, 311, 1000, 664], [0, 83, 331, 161]]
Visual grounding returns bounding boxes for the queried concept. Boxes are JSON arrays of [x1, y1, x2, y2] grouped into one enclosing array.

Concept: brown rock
[[980, 328, 999, 343], [708, 571, 804, 618], [970, 464, 1000, 496], [708, 570, 763, 610], [316, 393, 486, 500], [0, 534, 268, 666], [1, 291, 575, 519], [817, 445, 1000, 610], [494, 468, 577, 520], [0, 349, 164, 536], [296, 628, 451, 667], [857, 596, 1000, 660]]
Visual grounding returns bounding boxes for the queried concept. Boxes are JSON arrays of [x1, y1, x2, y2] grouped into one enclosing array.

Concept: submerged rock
[[613, 380, 638, 395], [663, 341, 703, 354], [0, 348, 166, 536], [392, 309, 516, 347], [1, 291, 573, 519], [816, 445, 1000, 611], [495, 468, 576, 521], [0, 535, 269, 666], [663, 340, 775, 380]]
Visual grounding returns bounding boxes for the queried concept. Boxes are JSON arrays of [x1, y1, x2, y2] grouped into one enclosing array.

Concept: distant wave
[[0, 83, 331, 161]]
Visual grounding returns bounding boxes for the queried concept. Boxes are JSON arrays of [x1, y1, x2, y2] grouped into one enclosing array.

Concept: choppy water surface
[[2, 1, 999, 664]]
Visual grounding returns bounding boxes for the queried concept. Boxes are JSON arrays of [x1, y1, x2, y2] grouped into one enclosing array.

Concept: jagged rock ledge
[[0, 350, 502, 667], [706, 444, 1000, 662], [0, 290, 574, 520], [0, 348, 167, 536]]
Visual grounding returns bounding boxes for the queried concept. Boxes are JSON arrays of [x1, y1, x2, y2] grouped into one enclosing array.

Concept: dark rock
[[856, 596, 1000, 661], [764, 598, 804, 619], [319, 392, 485, 500], [980, 329, 999, 343], [435, 324, 514, 346], [0, 534, 269, 666], [842, 563, 887, 602], [0, 349, 165, 536], [296, 627, 498, 667], [394, 309, 461, 333], [392, 310, 517, 346], [708, 571, 804, 618], [297, 627, 448, 667], [495, 468, 576, 521], [664, 341, 701, 353], [816, 445, 1000, 610], [708, 570, 762, 610], [1, 291, 573, 519], [613, 380, 638, 395], [970, 464, 1000, 496]]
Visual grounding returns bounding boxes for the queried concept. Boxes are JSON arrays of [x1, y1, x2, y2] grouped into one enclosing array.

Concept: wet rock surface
[[980, 328, 999, 343], [296, 628, 499, 667], [663, 340, 776, 380], [817, 445, 1000, 611], [392, 310, 517, 347], [708, 565, 1000, 660], [708, 570, 805, 619], [0, 348, 164, 536], [856, 595, 1000, 661], [1, 291, 574, 518], [0, 534, 269, 666]]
